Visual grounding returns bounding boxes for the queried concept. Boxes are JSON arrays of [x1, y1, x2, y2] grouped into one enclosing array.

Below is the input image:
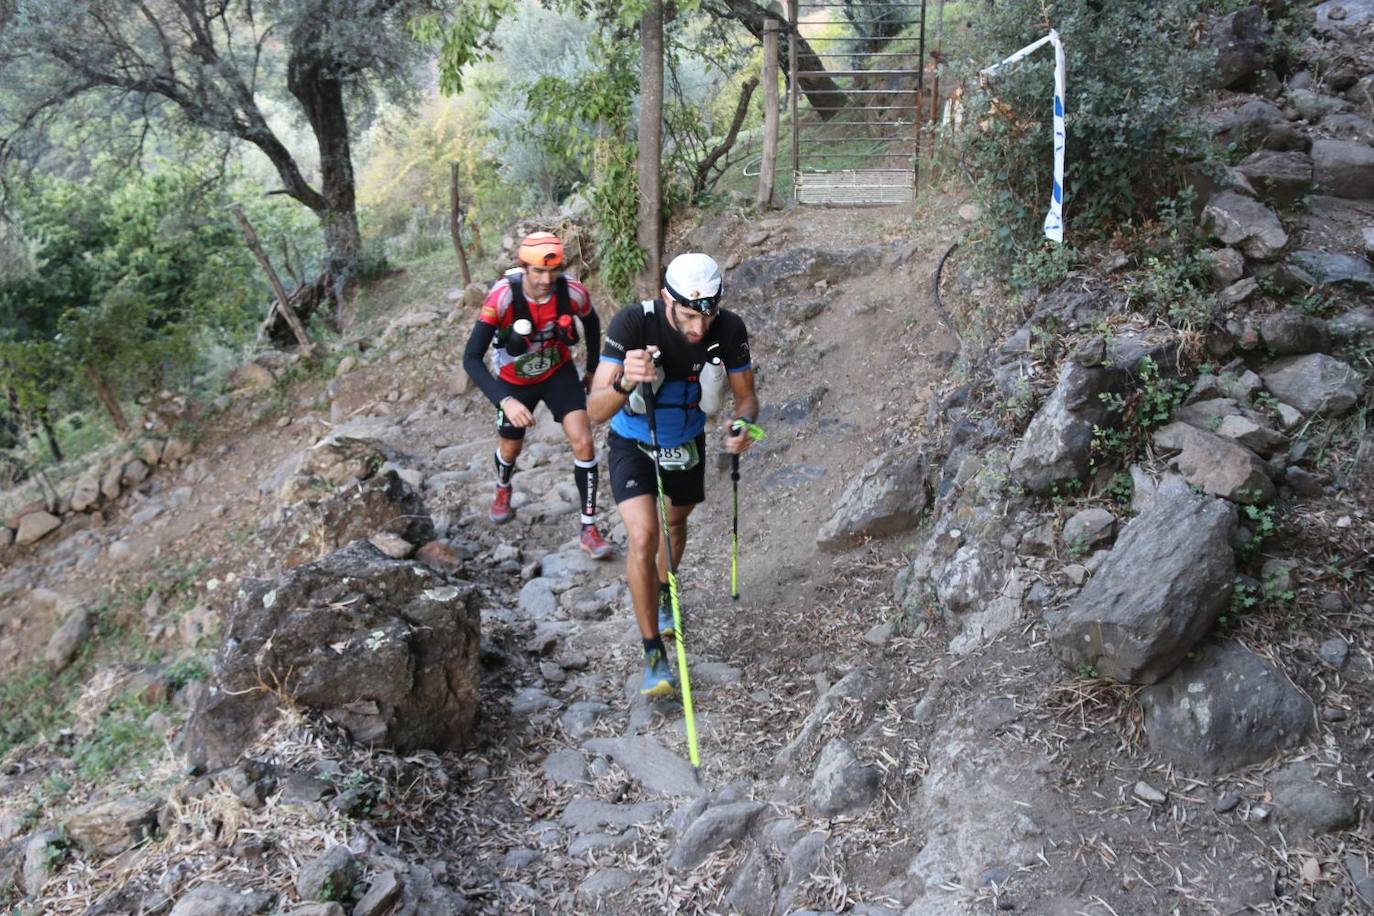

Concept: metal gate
[[788, 0, 927, 205]]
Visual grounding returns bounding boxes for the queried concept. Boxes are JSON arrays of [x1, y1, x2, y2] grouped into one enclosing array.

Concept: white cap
[[664, 252, 723, 306]]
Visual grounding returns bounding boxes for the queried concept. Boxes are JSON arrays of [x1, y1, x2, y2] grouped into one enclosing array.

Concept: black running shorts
[[608, 430, 707, 506], [496, 361, 586, 440]]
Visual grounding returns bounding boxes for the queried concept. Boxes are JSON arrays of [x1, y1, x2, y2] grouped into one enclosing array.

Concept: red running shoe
[[489, 485, 514, 524], [579, 524, 614, 560]]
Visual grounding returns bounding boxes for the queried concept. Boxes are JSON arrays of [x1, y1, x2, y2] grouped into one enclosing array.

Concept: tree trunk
[[758, 20, 781, 209], [636, 0, 665, 299], [449, 162, 472, 286], [288, 44, 360, 319], [85, 366, 129, 434], [37, 408, 63, 463]]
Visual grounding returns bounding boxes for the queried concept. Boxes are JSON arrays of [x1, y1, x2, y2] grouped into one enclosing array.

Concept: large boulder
[[184, 541, 481, 772], [1048, 488, 1236, 685], [1202, 191, 1288, 260], [1152, 422, 1275, 504], [1140, 640, 1313, 774], [1261, 353, 1363, 417], [1311, 138, 1374, 199], [1010, 362, 1126, 494], [816, 450, 930, 551]]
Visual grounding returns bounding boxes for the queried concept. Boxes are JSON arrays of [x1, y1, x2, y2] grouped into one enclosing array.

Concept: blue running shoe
[[658, 603, 677, 639], [639, 648, 675, 697]]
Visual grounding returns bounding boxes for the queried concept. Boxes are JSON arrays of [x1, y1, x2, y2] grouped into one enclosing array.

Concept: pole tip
[[732, 594, 740, 601]]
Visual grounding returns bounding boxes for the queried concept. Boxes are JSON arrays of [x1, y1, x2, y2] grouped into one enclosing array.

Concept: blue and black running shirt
[[601, 299, 752, 448]]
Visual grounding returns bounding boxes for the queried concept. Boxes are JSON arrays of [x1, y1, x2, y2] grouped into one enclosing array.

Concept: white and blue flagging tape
[[980, 30, 1066, 243]]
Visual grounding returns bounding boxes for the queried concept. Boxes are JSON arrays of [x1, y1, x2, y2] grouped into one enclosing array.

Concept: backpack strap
[[507, 275, 533, 328]]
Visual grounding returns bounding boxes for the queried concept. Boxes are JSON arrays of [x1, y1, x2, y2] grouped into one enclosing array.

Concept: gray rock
[[1289, 88, 1353, 121], [775, 667, 884, 772], [1260, 311, 1331, 355], [1205, 5, 1270, 89], [542, 749, 589, 786], [1311, 138, 1374, 199], [817, 450, 930, 551], [1216, 415, 1286, 457], [1218, 276, 1259, 306], [1322, 112, 1374, 144], [15, 510, 61, 545], [353, 870, 402, 916], [1153, 423, 1275, 504], [1318, 638, 1349, 669], [568, 831, 640, 856], [1063, 508, 1116, 549], [517, 578, 558, 619], [1329, 307, 1374, 339], [779, 830, 830, 912], [1271, 761, 1359, 836], [583, 736, 703, 797], [559, 798, 667, 834], [168, 886, 276, 916], [1048, 488, 1236, 685], [44, 606, 92, 672], [560, 701, 612, 739], [1205, 247, 1246, 287], [1011, 362, 1127, 494], [183, 542, 481, 772], [510, 688, 559, 715], [63, 794, 160, 856], [1236, 150, 1313, 205], [576, 868, 632, 902], [1202, 191, 1288, 260], [668, 802, 766, 871], [725, 849, 777, 916], [70, 468, 103, 512], [1261, 354, 1363, 417], [1140, 640, 1313, 774], [19, 828, 64, 895], [296, 845, 360, 903], [1289, 251, 1374, 291], [809, 738, 881, 817]]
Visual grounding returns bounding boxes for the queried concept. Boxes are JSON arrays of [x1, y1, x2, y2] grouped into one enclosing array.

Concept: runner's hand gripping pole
[[642, 359, 702, 779]]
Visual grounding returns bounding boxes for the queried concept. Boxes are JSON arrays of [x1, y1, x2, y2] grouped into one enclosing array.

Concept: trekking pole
[[728, 425, 742, 601], [642, 371, 702, 780], [727, 419, 766, 601]]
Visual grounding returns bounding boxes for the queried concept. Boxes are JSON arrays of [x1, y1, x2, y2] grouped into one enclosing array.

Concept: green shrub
[[949, 0, 1218, 269]]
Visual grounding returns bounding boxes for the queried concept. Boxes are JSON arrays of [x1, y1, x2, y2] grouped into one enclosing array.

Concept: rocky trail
[[4, 7, 1374, 909]]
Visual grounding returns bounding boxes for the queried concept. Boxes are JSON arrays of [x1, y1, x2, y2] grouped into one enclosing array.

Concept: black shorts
[[496, 362, 586, 440], [608, 431, 707, 506]]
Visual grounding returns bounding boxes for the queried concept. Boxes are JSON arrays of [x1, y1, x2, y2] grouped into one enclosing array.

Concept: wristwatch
[[611, 374, 633, 395]]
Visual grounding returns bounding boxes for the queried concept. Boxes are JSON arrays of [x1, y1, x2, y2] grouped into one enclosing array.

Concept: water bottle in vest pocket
[[698, 343, 727, 416]]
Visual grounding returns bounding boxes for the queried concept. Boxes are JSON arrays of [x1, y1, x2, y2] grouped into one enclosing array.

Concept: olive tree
[[0, 0, 443, 288]]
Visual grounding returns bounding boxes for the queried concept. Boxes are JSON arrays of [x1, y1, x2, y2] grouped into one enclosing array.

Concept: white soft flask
[[698, 343, 726, 416]]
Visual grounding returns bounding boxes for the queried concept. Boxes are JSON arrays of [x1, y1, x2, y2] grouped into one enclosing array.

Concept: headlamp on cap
[[663, 252, 723, 316]]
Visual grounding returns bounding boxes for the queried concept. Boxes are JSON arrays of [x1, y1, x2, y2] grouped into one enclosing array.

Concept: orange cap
[[517, 232, 564, 268]]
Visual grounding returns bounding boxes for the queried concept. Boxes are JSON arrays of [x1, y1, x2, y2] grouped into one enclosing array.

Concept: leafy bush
[[948, 0, 1218, 269]]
